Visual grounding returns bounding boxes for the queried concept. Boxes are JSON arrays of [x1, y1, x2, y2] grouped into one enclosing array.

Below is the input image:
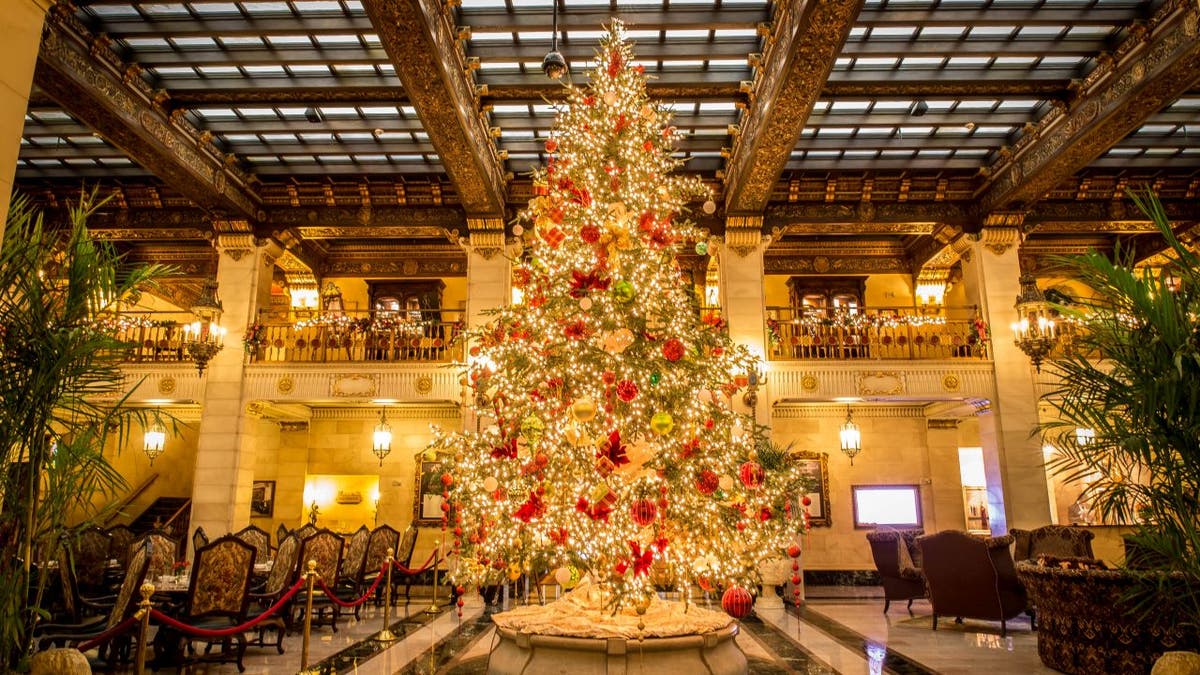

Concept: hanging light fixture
[[840, 406, 862, 465], [1010, 273, 1058, 373], [372, 408, 393, 466], [183, 264, 226, 375], [143, 410, 167, 466], [541, 0, 567, 79]]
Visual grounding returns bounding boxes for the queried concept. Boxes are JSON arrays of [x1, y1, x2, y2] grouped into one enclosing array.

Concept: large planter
[[488, 622, 746, 675], [757, 557, 792, 610], [1017, 561, 1200, 674]]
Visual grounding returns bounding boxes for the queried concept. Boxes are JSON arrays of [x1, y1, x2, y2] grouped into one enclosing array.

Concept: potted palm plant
[[0, 192, 169, 669], [1024, 191, 1200, 673]]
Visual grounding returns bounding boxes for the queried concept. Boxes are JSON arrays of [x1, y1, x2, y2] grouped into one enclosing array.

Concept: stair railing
[[101, 472, 159, 525]]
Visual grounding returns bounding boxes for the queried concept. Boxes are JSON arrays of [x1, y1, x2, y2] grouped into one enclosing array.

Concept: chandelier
[[372, 408, 393, 465], [839, 406, 862, 465], [1010, 274, 1058, 373], [184, 276, 226, 375], [143, 410, 167, 466]]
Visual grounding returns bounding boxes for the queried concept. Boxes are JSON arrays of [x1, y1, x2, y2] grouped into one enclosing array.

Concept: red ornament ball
[[580, 225, 601, 243], [661, 338, 686, 362], [616, 380, 639, 402], [631, 499, 658, 527], [791, 575, 802, 585], [602, 370, 617, 385], [441, 472, 454, 486], [801, 496, 812, 507], [544, 137, 558, 153], [758, 506, 772, 522], [696, 470, 720, 495], [738, 461, 764, 489], [721, 586, 754, 619], [787, 543, 802, 558]]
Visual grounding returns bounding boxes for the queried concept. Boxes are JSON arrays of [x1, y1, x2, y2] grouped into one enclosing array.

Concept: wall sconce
[[840, 406, 862, 465], [143, 410, 167, 466], [372, 408, 393, 466]]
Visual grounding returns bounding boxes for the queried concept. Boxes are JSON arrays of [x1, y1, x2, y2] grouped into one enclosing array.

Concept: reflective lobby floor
[[96, 587, 1054, 674]]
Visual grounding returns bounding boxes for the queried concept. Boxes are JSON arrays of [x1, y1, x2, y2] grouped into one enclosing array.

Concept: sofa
[[865, 528, 925, 613], [1017, 560, 1200, 674], [1011, 525, 1095, 562], [917, 530, 1027, 637]]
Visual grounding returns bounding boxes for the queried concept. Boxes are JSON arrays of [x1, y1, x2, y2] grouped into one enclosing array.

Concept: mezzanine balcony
[[766, 305, 991, 361]]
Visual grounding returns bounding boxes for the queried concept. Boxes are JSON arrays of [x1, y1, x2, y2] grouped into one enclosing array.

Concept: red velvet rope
[[315, 563, 388, 608], [76, 614, 140, 653], [392, 548, 440, 575], [149, 574, 308, 638]]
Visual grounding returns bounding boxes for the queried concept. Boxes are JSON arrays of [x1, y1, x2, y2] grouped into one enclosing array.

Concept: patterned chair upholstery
[[275, 523, 289, 547], [246, 534, 301, 654], [363, 525, 400, 606], [338, 526, 371, 618], [136, 530, 179, 581], [1017, 560, 1200, 673], [295, 524, 317, 540], [105, 525, 135, 567], [234, 525, 272, 565], [865, 528, 926, 613], [295, 529, 345, 631], [191, 526, 210, 559], [396, 526, 421, 601], [74, 526, 112, 594], [918, 531, 1026, 637], [170, 535, 256, 672], [1011, 525, 1095, 562], [38, 538, 153, 666]]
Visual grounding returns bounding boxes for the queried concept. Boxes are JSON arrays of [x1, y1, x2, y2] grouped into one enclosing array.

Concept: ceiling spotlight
[[373, 128, 385, 138], [964, 121, 977, 131], [304, 107, 323, 123], [910, 100, 929, 117], [542, 0, 567, 79]]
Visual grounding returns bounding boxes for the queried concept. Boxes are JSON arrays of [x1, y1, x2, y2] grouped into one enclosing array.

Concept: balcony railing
[[766, 306, 990, 361], [100, 312, 196, 364], [246, 310, 462, 363]]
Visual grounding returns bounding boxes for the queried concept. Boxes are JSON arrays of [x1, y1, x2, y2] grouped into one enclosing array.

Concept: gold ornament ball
[[482, 476, 499, 492], [572, 397, 598, 423], [508, 563, 522, 581], [423, 448, 438, 461], [650, 411, 675, 435]]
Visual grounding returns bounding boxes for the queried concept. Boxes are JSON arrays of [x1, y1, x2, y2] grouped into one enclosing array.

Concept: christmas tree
[[432, 22, 808, 615]]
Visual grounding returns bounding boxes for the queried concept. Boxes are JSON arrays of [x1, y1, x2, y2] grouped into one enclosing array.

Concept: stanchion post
[[378, 548, 397, 642], [134, 581, 154, 675], [300, 560, 317, 673], [424, 532, 446, 614]]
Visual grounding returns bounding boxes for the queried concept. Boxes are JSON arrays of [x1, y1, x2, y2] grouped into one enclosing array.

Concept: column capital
[[974, 223, 1023, 257], [722, 215, 768, 258], [927, 418, 961, 430]]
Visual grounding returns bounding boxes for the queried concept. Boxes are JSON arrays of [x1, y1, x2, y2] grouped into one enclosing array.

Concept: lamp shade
[[372, 409, 393, 465], [839, 406, 861, 465]]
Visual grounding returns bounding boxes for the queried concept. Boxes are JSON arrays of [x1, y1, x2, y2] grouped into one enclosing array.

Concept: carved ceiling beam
[[766, 201, 974, 231], [977, 0, 1200, 213], [361, 0, 507, 218], [764, 239, 910, 275], [34, 7, 264, 223], [723, 0, 866, 215], [325, 243, 467, 277]]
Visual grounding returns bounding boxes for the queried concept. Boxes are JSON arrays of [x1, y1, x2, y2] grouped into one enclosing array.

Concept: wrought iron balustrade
[[99, 312, 196, 363], [245, 309, 463, 363], [766, 306, 990, 361]]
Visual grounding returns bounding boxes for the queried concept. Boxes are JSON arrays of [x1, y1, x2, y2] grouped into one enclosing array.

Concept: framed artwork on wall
[[794, 451, 831, 527], [414, 457, 446, 525], [251, 480, 275, 518]]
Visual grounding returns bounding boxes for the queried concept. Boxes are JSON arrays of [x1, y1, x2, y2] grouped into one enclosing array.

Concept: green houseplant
[[0, 193, 168, 669], [1036, 190, 1200, 667]]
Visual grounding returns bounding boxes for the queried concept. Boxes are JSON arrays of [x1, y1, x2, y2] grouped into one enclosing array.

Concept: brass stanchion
[[134, 581, 154, 675], [300, 560, 317, 673], [378, 548, 397, 642], [424, 532, 447, 614]]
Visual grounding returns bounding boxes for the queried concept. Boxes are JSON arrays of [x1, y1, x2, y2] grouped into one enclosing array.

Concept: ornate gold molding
[[976, 225, 1022, 257], [927, 418, 960, 430]]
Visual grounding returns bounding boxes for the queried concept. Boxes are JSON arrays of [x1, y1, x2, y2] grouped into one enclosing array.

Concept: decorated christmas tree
[[431, 22, 808, 617]]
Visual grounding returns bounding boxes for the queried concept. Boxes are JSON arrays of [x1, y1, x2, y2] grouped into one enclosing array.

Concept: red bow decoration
[[598, 429, 629, 467], [569, 186, 592, 206], [569, 268, 611, 298], [514, 490, 545, 523], [629, 541, 654, 577], [563, 319, 591, 341], [575, 496, 613, 522], [549, 528, 569, 545]]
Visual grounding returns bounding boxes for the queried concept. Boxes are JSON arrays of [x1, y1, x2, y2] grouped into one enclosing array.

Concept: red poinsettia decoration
[[598, 429, 630, 467], [662, 338, 685, 362], [628, 540, 654, 577], [514, 490, 545, 522], [490, 435, 518, 459], [607, 50, 623, 77], [569, 268, 611, 298], [575, 496, 614, 522], [563, 319, 591, 340], [580, 224, 601, 243]]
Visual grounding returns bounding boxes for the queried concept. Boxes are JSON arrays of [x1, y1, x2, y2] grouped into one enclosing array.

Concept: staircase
[[129, 496, 190, 535]]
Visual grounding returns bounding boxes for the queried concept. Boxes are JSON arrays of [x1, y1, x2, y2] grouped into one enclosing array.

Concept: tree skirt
[[491, 582, 733, 639]]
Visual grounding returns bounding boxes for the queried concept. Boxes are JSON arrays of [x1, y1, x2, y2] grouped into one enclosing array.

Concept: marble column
[[188, 235, 280, 546], [717, 217, 770, 422], [464, 218, 511, 330], [925, 419, 966, 532], [0, 0, 51, 235], [959, 222, 1052, 533]]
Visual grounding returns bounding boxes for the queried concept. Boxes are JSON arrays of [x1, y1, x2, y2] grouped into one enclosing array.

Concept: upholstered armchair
[[362, 524, 400, 607], [865, 528, 926, 613], [246, 533, 301, 654], [1010, 525, 1095, 562], [337, 526, 371, 619], [234, 525, 272, 566], [395, 525, 420, 602], [294, 529, 345, 632], [918, 530, 1027, 637], [191, 526, 209, 559], [164, 535, 256, 672], [73, 526, 113, 595], [1017, 560, 1200, 673], [136, 530, 180, 582]]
